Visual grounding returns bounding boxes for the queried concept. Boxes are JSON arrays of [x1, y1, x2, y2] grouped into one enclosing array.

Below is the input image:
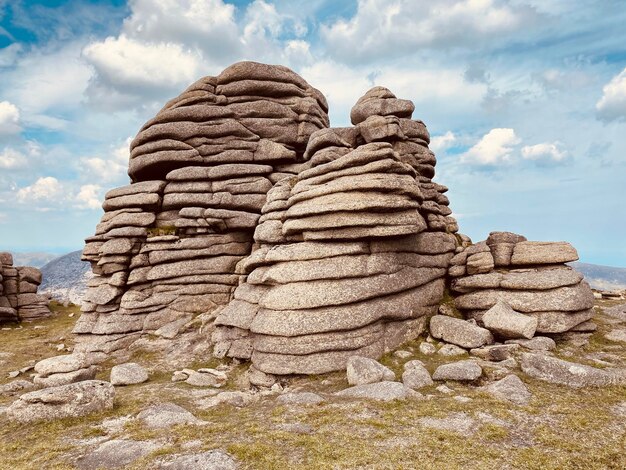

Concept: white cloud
[[79, 138, 132, 184], [17, 176, 65, 203], [122, 0, 240, 59], [75, 184, 102, 209], [430, 131, 457, 153], [322, 0, 539, 62], [83, 35, 202, 104], [0, 101, 21, 135], [0, 147, 28, 169], [521, 141, 568, 162], [596, 67, 626, 122], [461, 128, 521, 165]]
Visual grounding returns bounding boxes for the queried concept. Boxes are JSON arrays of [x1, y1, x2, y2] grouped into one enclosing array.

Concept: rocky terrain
[[0, 252, 51, 322], [39, 251, 93, 306], [0, 62, 625, 469]]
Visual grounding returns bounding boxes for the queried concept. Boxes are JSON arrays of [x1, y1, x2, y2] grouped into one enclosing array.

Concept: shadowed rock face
[[0, 251, 51, 322], [213, 87, 458, 374], [75, 62, 329, 353], [449, 232, 594, 334]]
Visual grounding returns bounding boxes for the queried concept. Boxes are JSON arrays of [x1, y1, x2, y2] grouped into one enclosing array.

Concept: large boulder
[[429, 315, 493, 349], [481, 301, 538, 339]]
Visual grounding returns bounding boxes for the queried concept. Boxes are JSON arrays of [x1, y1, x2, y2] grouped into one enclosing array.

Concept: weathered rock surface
[[402, 360, 433, 389], [110, 362, 149, 386], [74, 62, 330, 353], [520, 353, 618, 387], [429, 315, 493, 349], [450, 232, 594, 334], [0, 252, 51, 322], [432, 360, 482, 381], [481, 301, 538, 339], [213, 86, 457, 374], [137, 402, 204, 429], [76, 439, 160, 469], [346, 356, 395, 385], [157, 450, 239, 470], [6, 380, 114, 423], [481, 374, 531, 405]]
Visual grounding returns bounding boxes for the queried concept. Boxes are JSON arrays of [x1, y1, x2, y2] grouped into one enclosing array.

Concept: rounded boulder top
[[128, 61, 330, 182]]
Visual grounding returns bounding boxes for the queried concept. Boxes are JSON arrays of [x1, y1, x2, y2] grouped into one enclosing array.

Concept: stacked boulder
[[448, 232, 595, 334], [0, 252, 51, 321], [213, 87, 458, 375], [74, 62, 329, 353]]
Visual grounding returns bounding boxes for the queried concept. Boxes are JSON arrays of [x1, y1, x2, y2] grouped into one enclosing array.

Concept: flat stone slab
[[137, 403, 205, 429], [481, 374, 532, 405], [520, 353, 618, 388], [418, 412, 477, 435], [76, 439, 160, 469], [156, 450, 238, 469], [432, 360, 482, 382], [335, 381, 420, 401]]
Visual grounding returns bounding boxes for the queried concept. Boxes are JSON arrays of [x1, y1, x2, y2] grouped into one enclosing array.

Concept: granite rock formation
[[74, 62, 329, 353], [0, 251, 51, 321], [448, 232, 594, 334], [213, 86, 458, 374]]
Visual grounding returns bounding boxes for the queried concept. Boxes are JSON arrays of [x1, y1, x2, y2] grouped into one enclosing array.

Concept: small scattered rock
[[419, 342, 436, 355], [110, 363, 149, 386], [137, 403, 205, 429], [432, 360, 482, 382], [346, 356, 395, 385], [436, 384, 454, 394], [247, 366, 276, 388], [185, 371, 224, 388], [470, 344, 519, 361], [437, 344, 467, 357], [393, 350, 413, 359], [482, 374, 532, 405], [402, 360, 433, 389], [7, 370, 20, 379], [171, 371, 188, 382]]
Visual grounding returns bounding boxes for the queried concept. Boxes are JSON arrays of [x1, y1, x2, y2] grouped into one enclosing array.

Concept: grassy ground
[[0, 301, 625, 470]]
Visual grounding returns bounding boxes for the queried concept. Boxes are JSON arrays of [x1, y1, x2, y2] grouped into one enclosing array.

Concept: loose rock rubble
[[0, 252, 51, 322]]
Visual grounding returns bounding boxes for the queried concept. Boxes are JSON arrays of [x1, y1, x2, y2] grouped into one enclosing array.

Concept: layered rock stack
[[74, 62, 329, 353], [213, 87, 458, 375], [0, 251, 51, 321], [449, 232, 595, 334]]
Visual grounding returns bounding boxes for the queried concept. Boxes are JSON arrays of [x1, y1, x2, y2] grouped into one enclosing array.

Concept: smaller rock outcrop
[[0, 252, 51, 322], [449, 233, 594, 334], [6, 380, 114, 423]]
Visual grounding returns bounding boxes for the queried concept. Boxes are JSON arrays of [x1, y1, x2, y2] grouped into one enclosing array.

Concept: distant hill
[[39, 250, 93, 305], [570, 262, 626, 291], [11, 252, 58, 268]]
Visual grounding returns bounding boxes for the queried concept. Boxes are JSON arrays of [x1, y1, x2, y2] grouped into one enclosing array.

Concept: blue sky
[[0, 0, 625, 266]]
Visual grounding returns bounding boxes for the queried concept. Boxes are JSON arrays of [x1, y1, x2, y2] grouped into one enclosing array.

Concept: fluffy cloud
[[16, 176, 65, 203], [322, 0, 539, 62], [460, 128, 520, 165], [83, 35, 202, 109], [79, 138, 132, 184], [430, 131, 457, 153], [0, 147, 28, 169], [596, 67, 626, 122], [122, 0, 240, 59], [75, 184, 102, 209], [521, 141, 568, 162], [0, 101, 21, 135]]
